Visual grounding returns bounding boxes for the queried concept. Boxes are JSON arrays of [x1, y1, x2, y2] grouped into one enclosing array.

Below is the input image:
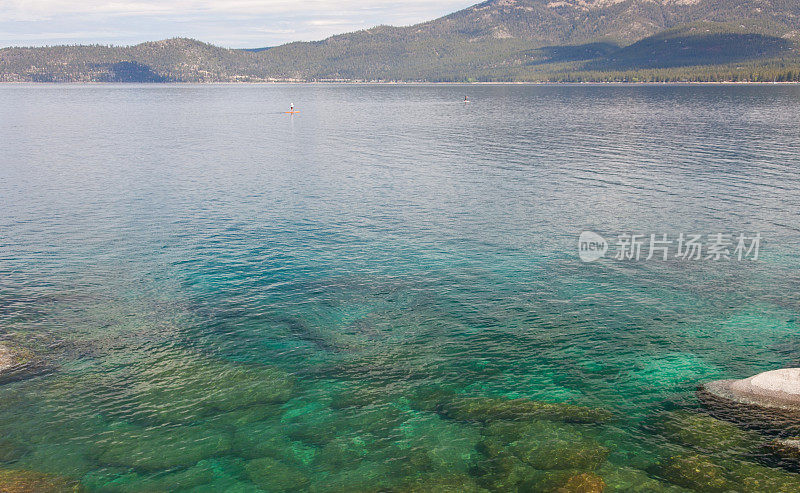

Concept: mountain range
[[2, 0, 800, 82]]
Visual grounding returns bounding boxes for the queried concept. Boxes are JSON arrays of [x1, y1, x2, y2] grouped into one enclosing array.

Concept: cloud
[[0, 0, 476, 47]]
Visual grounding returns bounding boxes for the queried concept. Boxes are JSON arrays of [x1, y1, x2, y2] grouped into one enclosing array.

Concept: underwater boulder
[[555, 472, 605, 492], [474, 421, 609, 490], [509, 469, 605, 493], [477, 421, 609, 471], [0, 468, 83, 492], [651, 410, 761, 453], [438, 396, 612, 424], [699, 369, 800, 433], [654, 453, 732, 492], [515, 441, 609, 472]]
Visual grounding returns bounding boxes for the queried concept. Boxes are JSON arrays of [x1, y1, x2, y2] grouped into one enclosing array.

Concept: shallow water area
[[1, 83, 800, 491]]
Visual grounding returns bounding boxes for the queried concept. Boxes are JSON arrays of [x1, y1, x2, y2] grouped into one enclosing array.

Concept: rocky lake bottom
[[1, 83, 800, 491]]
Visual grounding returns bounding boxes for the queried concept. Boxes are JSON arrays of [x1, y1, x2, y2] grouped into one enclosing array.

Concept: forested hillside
[[2, 0, 800, 82]]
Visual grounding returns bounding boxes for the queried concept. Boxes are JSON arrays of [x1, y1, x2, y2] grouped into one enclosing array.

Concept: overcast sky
[[1, 0, 478, 48]]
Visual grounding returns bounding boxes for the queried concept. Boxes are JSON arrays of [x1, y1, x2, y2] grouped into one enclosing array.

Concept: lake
[[1, 83, 800, 491]]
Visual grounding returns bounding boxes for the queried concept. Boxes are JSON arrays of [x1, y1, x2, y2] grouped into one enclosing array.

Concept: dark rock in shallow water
[[649, 410, 761, 453], [439, 395, 613, 424], [699, 369, 800, 434]]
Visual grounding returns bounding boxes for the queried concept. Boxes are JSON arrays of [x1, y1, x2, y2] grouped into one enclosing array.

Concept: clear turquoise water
[[1, 83, 800, 492]]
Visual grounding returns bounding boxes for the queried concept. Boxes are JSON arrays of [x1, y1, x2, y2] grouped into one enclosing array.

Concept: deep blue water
[[1, 83, 800, 492]]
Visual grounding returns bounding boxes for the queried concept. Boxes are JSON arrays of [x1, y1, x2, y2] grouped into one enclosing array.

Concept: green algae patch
[[130, 355, 296, 424], [652, 410, 761, 453], [245, 456, 310, 492], [0, 469, 83, 493], [439, 395, 612, 424], [95, 424, 232, 471]]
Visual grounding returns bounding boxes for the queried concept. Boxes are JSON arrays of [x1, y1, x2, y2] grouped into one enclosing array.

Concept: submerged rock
[[655, 453, 731, 492], [474, 420, 610, 490], [655, 451, 800, 493], [556, 472, 605, 493], [0, 468, 83, 493], [438, 395, 612, 424], [651, 410, 761, 453], [699, 368, 800, 433]]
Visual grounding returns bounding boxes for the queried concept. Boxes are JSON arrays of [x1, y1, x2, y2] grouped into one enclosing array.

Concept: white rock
[[703, 368, 800, 411]]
